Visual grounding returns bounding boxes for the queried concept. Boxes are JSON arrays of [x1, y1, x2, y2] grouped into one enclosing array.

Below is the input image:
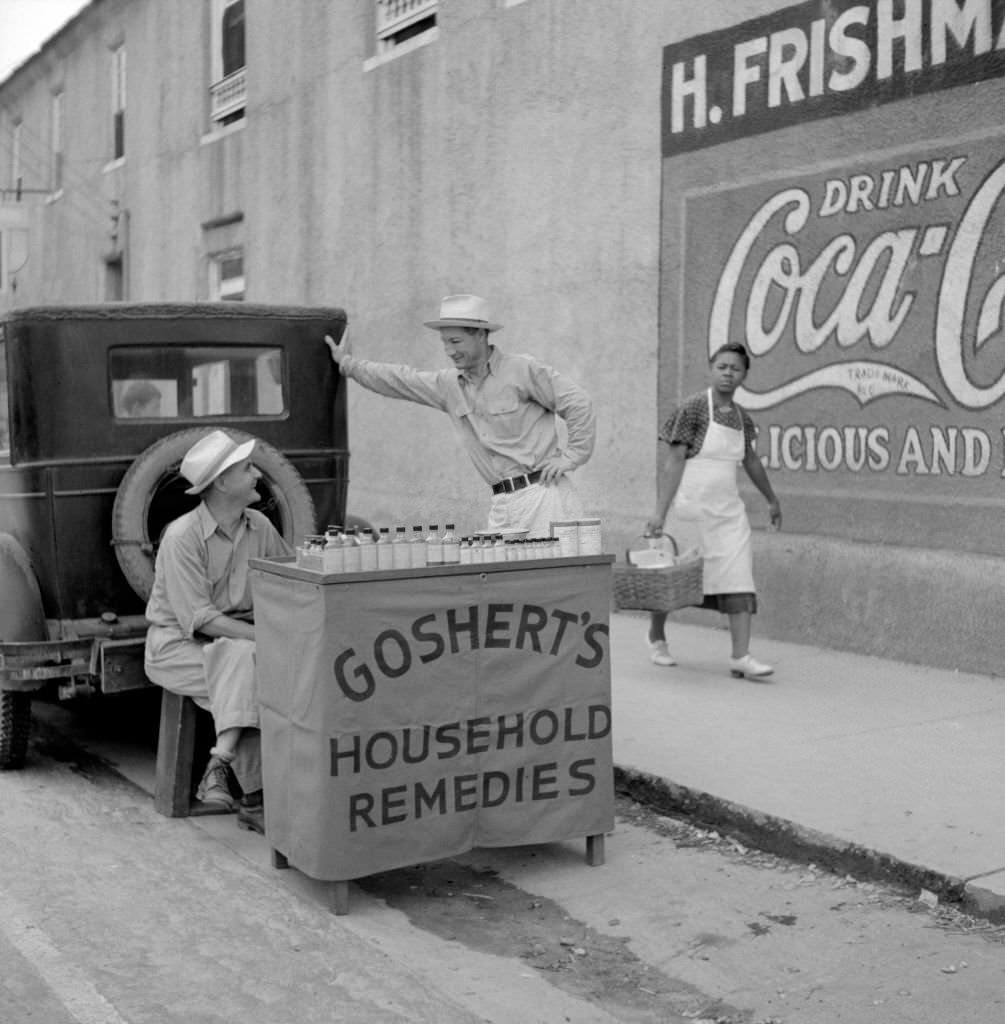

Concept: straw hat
[[423, 294, 502, 332], [180, 430, 256, 495]]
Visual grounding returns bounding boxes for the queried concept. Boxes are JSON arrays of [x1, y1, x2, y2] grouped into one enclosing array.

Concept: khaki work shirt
[[145, 503, 291, 642], [339, 345, 596, 484]]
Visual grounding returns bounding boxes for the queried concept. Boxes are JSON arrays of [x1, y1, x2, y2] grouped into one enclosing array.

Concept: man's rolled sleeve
[[341, 355, 449, 411], [525, 359, 596, 468], [160, 531, 220, 638]]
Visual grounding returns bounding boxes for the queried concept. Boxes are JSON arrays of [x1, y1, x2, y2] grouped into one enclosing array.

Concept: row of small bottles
[[298, 525, 562, 573]]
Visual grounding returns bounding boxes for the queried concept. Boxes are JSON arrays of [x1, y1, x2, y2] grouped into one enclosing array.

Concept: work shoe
[[195, 755, 237, 811], [648, 639, 677, 667], [729, 654, 774, 679], [236, 790, 265, 835]]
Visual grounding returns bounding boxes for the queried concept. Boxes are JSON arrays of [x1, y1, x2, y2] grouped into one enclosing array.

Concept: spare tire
[[112, 428, 316, 601]]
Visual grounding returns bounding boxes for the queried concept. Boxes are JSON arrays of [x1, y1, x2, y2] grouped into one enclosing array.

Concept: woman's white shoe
[[729, 654, 773, 678], [648, 639, 677, 667]]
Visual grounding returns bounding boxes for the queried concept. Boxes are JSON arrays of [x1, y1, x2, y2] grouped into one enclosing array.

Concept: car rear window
[[110, 344, 285, 419]]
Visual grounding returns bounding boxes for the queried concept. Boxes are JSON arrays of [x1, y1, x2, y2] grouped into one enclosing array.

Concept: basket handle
[[627, 532, 680, 566]]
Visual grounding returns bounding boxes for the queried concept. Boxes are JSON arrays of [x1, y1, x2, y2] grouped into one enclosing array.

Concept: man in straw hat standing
[[325, 294, 595, 534], [144, 429, 292, 833]]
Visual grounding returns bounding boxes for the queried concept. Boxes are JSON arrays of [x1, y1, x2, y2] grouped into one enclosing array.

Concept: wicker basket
[[612, 534, 704, 613]]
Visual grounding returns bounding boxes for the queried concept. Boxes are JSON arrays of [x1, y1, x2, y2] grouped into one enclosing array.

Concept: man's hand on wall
[[324, 329, 351, 365]]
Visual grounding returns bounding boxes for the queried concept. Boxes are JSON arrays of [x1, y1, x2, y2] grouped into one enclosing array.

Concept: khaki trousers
[[145, 632, 262, 793]]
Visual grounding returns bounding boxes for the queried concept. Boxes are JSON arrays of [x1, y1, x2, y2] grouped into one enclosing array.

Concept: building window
[[9, 120, 22, 195], [0, 334, 9, 456], [376, 0, 438, 53], [221, 0, 245, 75], [210, 0, 246, 126], [111, 45, 126, 159], [51, 92, 64, 192], [105, 255, 124, 300], [210, 250, 245, 300]]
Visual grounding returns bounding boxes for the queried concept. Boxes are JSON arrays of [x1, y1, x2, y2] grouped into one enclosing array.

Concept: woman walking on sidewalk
[[645, 342, 782, 678]]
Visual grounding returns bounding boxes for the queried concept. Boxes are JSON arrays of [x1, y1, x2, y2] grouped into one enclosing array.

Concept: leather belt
[[491, 469, 542, 495]]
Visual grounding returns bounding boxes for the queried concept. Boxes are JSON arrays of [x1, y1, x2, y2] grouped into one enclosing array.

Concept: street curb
[[614, 765, 1005, 924]]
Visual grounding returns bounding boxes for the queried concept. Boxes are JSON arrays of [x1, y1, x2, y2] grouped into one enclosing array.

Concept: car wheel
[[0, 534, 45, 770], [111, 427, 316, 601], [0, 692, 31, 770]]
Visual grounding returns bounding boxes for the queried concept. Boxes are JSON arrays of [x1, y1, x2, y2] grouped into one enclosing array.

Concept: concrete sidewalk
[[609, 609, 1005, 919]]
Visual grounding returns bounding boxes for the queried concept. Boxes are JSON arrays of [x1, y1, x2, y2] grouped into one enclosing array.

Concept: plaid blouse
[[658, 389, 757, 458]]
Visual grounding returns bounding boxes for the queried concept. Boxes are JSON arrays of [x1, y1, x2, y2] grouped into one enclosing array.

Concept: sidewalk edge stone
[[961, 877, 1005, 924], [612, 765, 1005, 922]]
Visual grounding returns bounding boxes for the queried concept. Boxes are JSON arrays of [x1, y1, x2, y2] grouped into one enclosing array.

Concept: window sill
[[363, 27, 439, 72], [200, 117, 246, 147]]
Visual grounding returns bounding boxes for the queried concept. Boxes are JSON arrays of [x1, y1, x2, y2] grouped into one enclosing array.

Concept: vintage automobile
[[0, 302, 350, 768]]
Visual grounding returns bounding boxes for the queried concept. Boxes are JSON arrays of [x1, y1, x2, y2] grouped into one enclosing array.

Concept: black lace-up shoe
[[236, 789, 264, 834], [195, 755, 237, 811]]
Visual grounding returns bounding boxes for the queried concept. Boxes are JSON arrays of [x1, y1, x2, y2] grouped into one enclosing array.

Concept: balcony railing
[[376, 0, 437, 48], [210, 66, 247, 123]]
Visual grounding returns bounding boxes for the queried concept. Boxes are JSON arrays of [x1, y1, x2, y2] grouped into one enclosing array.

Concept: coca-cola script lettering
[[709, 154, 1005, 412]]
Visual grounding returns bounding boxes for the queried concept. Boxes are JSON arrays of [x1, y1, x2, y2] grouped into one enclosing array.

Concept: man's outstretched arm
[[324, 330, 448, 410]]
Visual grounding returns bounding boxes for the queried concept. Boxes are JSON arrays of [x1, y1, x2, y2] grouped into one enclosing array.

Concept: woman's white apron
[[666, 389, 754, 595]]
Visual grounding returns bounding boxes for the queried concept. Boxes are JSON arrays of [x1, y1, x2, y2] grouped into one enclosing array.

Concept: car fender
[[0, 534, 47, 643]]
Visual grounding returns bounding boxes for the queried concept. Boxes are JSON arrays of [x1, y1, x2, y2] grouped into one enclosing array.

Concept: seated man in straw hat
[[144, 429, 292, 833], [324, 294, 596, 535]]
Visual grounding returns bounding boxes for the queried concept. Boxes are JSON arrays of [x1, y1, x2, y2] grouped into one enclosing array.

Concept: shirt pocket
[[482, 387, 522, 424], [477, 389, 524, 438]]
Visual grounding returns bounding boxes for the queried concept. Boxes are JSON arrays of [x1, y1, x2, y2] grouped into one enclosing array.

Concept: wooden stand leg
[[585, 833, 605, 866], [271, 849, 289, 870], [330, 881, 350, 916], [154, 691, 199, 817]]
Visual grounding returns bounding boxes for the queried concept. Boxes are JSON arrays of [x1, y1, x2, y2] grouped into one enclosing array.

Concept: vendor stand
[[249, 553, 615, 914]]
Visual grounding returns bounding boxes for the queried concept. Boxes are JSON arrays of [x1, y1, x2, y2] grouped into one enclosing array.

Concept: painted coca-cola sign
[[685, 137, 1005, 482], [663, 2, 1005, 496]]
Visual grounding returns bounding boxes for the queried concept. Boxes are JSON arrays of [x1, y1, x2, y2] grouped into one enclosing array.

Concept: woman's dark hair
[[709, 342, 750, 371]]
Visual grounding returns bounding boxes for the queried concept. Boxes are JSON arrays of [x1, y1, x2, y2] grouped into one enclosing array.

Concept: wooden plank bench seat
[[153, 690, 231, 817], [153, 690, 200, 817]]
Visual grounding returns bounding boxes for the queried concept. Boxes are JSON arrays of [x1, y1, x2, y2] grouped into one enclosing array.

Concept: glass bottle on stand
[[441, 523, 460, 565], [410, 525, 428, 568], [342, 526, 362, 573], [392, 525, 410, 569], [426, 523, 443, 566], [357, 527, 377, 571], [375, 526, 393, 570], [323, 525, 344, 574]]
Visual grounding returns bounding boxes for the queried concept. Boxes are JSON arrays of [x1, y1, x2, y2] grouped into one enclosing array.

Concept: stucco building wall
[[3, 0, 1004, 674]]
